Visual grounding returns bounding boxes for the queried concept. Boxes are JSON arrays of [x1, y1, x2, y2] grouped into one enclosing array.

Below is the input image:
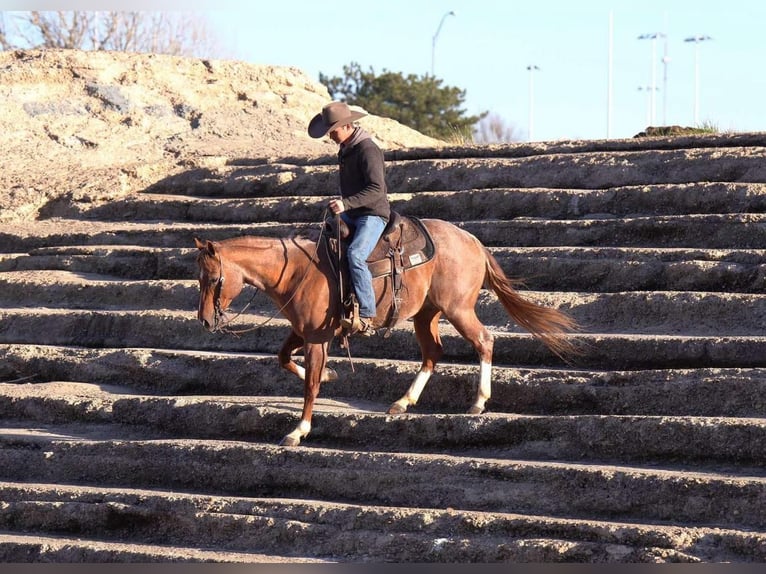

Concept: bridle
[[203, 225, 327, 336], [210, 251, 230, 331], [206, 250, 262, 335]]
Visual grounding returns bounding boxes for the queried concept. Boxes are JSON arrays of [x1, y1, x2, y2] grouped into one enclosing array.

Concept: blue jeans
[[341, 213, 387, 318]]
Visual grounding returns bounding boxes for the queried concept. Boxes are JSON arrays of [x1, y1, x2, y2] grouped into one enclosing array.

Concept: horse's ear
[[194, 237, 217, 256]]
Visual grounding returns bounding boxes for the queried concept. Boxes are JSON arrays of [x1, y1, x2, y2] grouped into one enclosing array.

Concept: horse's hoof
[[467, 405, 485, 415], [279, 435, 300, 447], [388, 403, 407, 415], [324, 368, 339, 382]]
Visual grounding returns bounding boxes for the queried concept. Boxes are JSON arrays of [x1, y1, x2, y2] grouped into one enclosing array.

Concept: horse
[[195, 218, 578, 447]]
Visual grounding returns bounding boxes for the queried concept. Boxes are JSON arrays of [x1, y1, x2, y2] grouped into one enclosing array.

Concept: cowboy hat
[[308, 101, 368, 138]]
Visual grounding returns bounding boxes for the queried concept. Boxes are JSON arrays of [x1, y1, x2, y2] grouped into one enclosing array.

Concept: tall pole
[[431, 10, 455, 76], [607, 10, 613, 138], [661, 13, 670, 125], [638, 33, 665, 126], [637, 86, 657, 126], [684, 35, 712, 125], [527, 65, 540, 142]]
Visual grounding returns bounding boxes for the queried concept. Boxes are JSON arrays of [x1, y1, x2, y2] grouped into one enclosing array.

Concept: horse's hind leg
[[446, 309, 494, 414], [278, 329, 337, 382], [388, 306, 443, 415]]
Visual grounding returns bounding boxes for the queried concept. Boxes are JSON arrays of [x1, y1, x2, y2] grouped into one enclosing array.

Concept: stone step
[[114, 399, 766, 467], [493, 246, 766, 293], [2, 481, 758, 562], [1, 381, 766, 467], [148, 147, 766, 198], [3, 345, 766, 417], [4, 245, 765, 293], [382, 132, 766, 160], [460, 213, 766, 249], [0, 532, 317, 563], [49, 182, 766, 222], [383, 148, 766, 194], [1, 423, 766, 531], [0, 246, 192, 279], [1, 271, 765, 333], [2, 309, 766, 370], [3, 214, 766, 252], [3, 133, 766, 564]]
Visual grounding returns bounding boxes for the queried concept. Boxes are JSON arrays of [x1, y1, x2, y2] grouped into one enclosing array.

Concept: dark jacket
[[338, 127, 390, 221]]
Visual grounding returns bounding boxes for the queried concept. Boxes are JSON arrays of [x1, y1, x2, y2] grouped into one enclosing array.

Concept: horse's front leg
[[280, 341, 329, 447], [278, 329, 337, 382]]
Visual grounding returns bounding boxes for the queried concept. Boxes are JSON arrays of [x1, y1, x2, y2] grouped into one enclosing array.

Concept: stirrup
[[340, 314, 360, 332], [341, 296, 362, 333], [340, 314, 375, 336], [356, 318, 376, 337]]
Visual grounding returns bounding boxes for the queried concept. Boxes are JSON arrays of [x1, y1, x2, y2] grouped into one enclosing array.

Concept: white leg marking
[[392, 368, 433, 412], [321, 367, 338, 382], [292, 364, 335, 382], [471, 360, 492, 413], [284, 419, 311, 444]]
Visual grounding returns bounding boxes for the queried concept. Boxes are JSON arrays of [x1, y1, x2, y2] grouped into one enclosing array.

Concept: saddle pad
[[367, 215, 435, 278]]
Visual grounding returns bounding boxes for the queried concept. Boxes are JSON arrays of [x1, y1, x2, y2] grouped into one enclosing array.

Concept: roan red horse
[[195, 217, 578, 446]]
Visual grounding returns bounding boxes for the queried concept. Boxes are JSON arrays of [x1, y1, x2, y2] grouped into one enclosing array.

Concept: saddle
[[323, 211, 436, 337]]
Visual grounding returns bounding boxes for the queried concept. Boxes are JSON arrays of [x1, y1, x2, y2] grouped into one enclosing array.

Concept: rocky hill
[[2, 49, 766, 563], [0, 48, 442, 222]]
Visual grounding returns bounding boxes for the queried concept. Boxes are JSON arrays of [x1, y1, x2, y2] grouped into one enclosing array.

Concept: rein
[[209, 214, 330, 337]]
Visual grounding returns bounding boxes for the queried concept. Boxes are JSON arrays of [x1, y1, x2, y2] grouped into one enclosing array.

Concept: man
[[308, 101, 391, 336]]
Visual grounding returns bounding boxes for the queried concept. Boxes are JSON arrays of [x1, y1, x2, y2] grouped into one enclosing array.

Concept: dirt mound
[[0, 49, 443, 222]]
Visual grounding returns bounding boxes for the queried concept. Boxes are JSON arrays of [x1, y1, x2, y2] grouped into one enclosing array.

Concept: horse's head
[[194, 238, 244, 332]]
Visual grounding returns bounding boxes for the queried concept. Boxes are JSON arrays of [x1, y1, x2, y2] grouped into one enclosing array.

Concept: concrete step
[[492, 246, 766, 293], [0, 308, 765, 370], [1, 381, 765, 467], [460, 213, 766, 249], [4, 245, 764, 293], [3, 133, 766, 564], [0, 532, 319, 563], [2, 481, 759, 562], [1, 271, 764, 334], [382, 148, 766, 194], [1, 423, 765, 531], [146, 146, 766, 198], [48, 182, 766, 223], [0, 246, 192, 279], [4, 213, 766, 252], [2, 346, 766, 418]]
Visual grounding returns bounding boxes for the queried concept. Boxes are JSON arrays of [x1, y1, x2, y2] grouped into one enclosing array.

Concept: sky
[[7, 1, 766, 142]]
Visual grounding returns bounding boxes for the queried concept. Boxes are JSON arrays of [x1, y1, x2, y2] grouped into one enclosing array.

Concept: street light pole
[[431, 10, 456, 76], [527, 65, 540, 142], [638, 33, 665, 126], [684, 35, 712, 126], [661, 12, 670, 126], [638, 86, 659, 126]]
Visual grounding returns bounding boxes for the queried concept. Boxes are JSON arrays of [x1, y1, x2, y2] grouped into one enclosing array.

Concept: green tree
[[319, 62, 486, 141]]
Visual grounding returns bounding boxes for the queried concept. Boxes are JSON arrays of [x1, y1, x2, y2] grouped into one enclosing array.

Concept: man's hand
[[328, 198, 345, 215]]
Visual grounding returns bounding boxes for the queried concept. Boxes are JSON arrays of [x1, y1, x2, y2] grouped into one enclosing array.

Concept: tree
[[473, 113, 522, 143], [0, 11, 221, 58], [319, 62, 486, 141]]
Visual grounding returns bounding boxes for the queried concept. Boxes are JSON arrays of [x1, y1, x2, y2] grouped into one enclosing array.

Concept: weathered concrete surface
[[2, 49, 766, 563]]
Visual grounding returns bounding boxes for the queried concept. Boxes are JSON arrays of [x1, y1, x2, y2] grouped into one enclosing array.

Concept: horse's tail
[[483, 248, 580, 360]]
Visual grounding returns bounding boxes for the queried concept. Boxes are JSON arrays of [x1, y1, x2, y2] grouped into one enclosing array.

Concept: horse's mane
[[217, 232, 317, 251], [218, 236, 278, 249]]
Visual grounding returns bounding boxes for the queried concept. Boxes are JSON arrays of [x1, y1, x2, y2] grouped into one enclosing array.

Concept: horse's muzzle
[[200, 309, 230, 333]]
